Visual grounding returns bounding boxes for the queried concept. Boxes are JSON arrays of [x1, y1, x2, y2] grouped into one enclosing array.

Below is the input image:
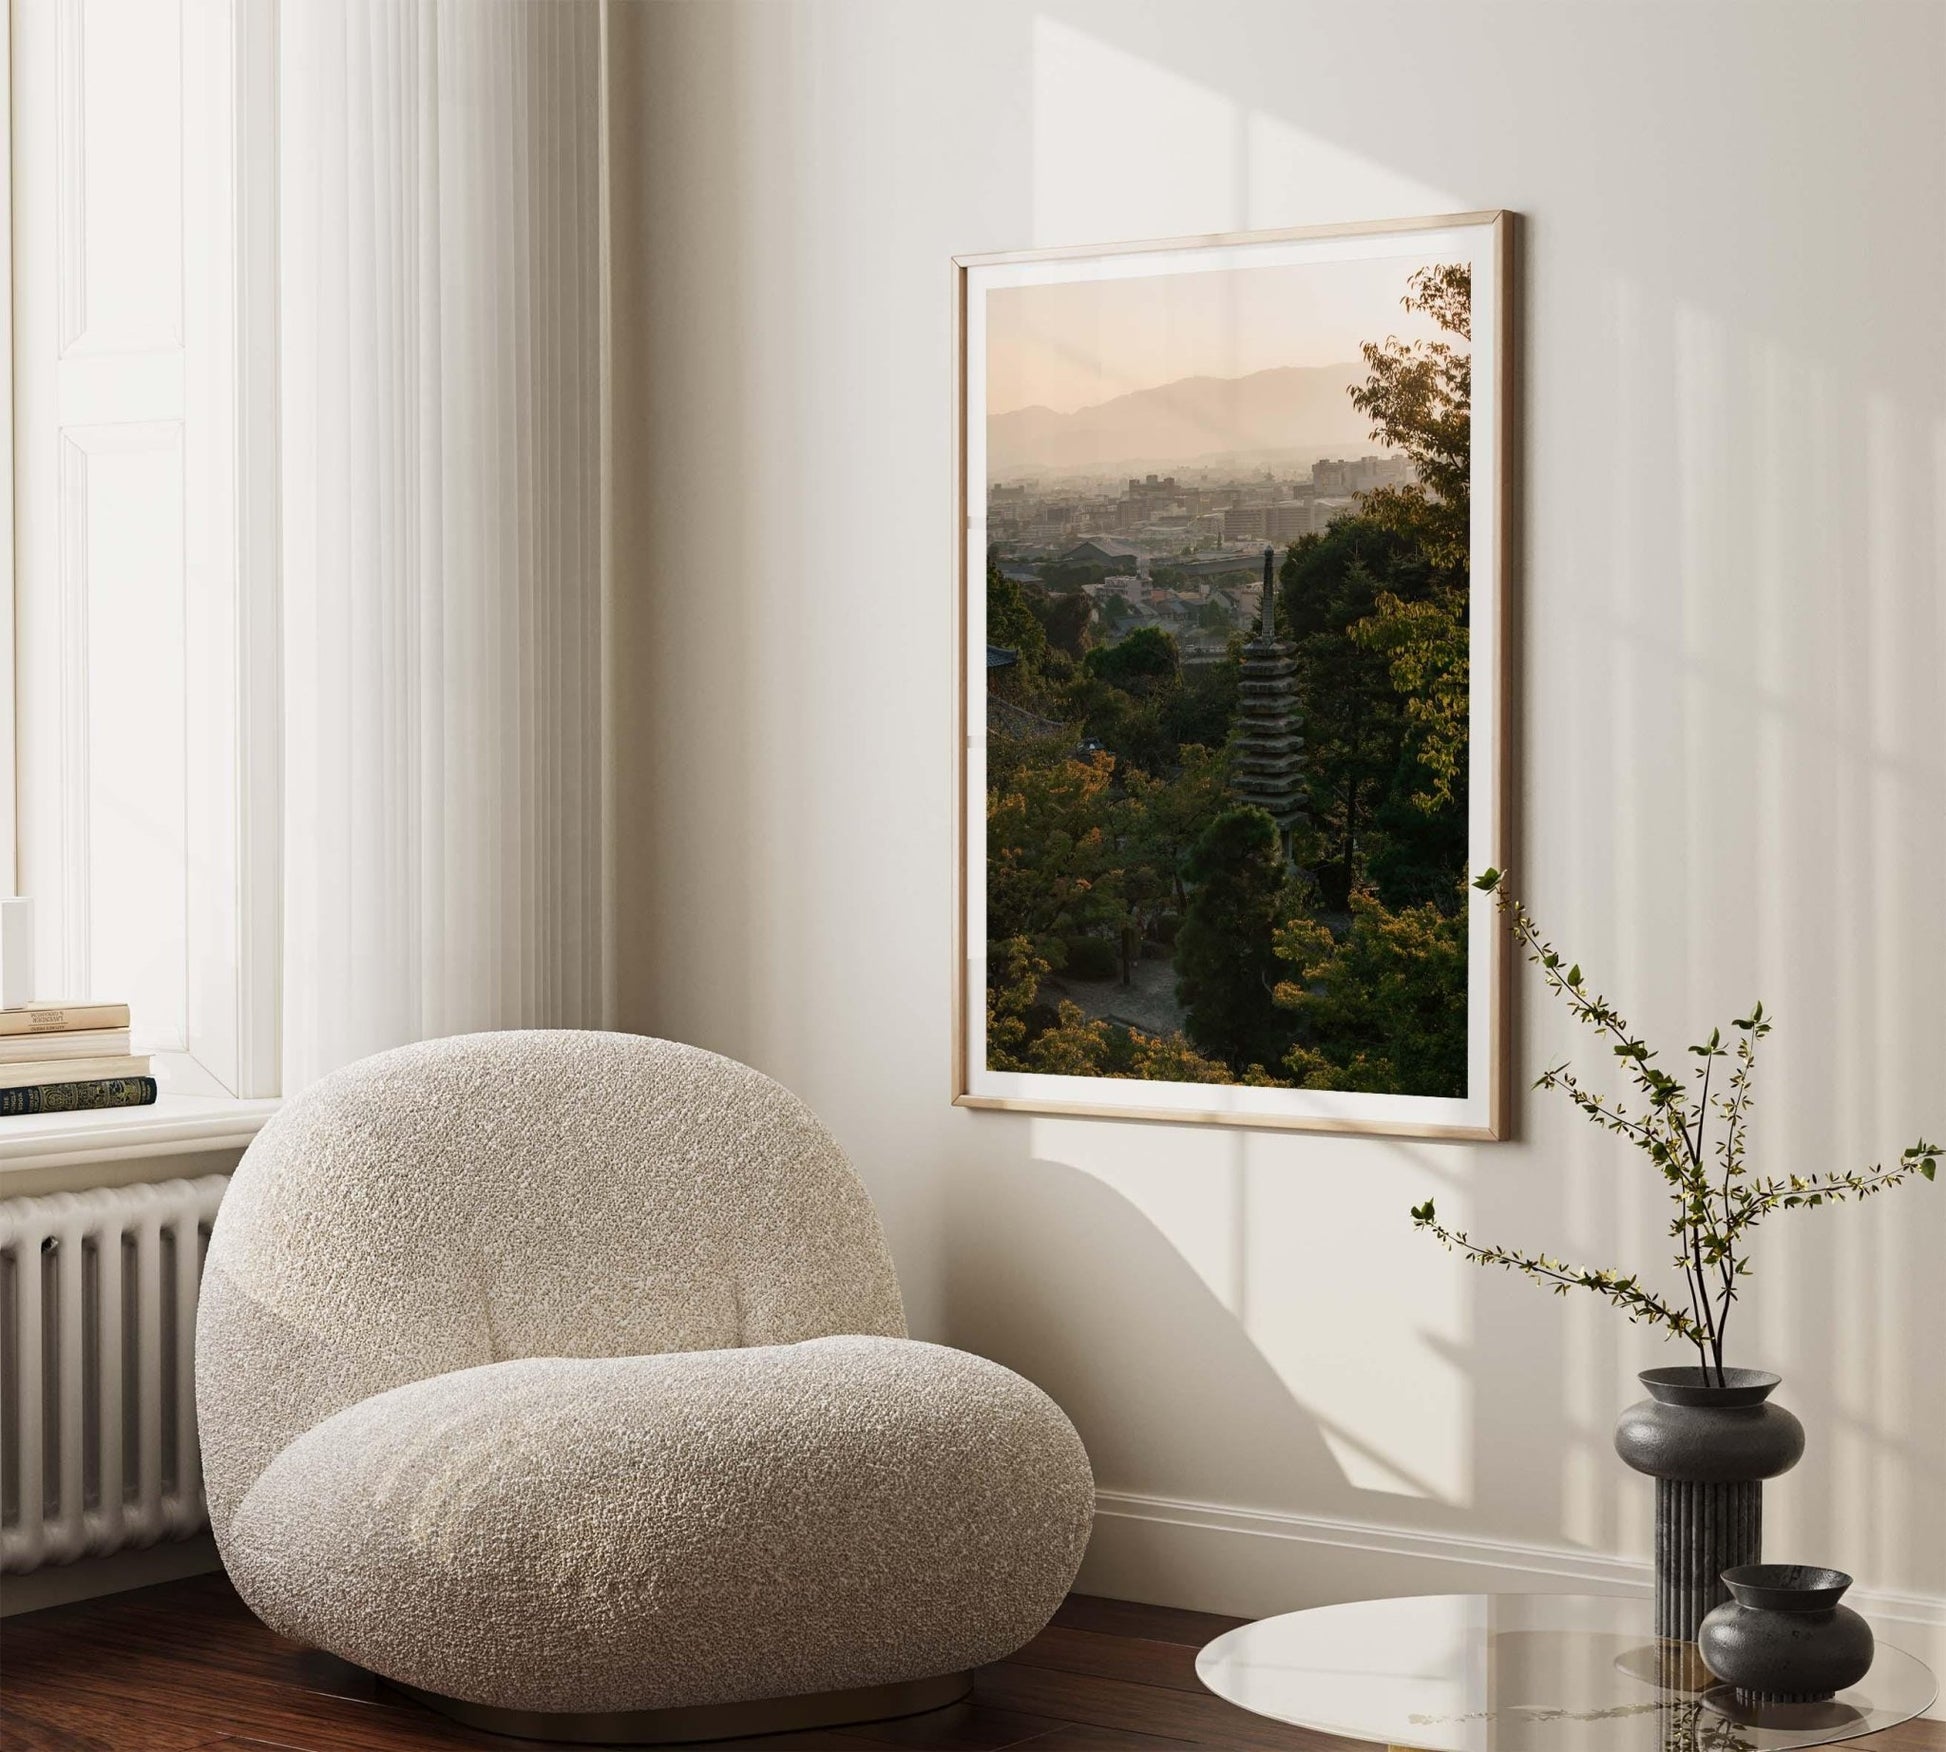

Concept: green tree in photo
[[1175, 806, 1294, 1072], [1272, 893, 1468, 1096], [1280, 533, 1425, 912], [986, 560, 1047, 665], [1105, 697, 1181, 779], [985, 737, 1124, 967], [1085, 625, 1179, 697], [1104, 801, 1171, 987], [1124, 743, 1230, 917], [985, 560, 1075, 725], [1351, 596, 1469, 813], [1350, 262, 1471, 566], [1367, 743, 1469, 910], [1035, 590, 1096, 659], [1277, 258, 1475, 905], [1345, 262, 1473, 809], [1163, 644, 1241, 752]]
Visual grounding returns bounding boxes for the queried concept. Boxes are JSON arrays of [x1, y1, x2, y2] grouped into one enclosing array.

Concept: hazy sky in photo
[[986, 253, 1462, 417]]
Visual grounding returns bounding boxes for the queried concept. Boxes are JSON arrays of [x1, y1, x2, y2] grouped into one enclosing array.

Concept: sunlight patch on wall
[[1249, 1146, 1471, 1504], [1031, 17, 1237, 245], [1030, 18, 1461, 249], [1555, 273, 1942, 1589], [1561, 1121, 1624, 1554], [1243, 111, 1462, 231]]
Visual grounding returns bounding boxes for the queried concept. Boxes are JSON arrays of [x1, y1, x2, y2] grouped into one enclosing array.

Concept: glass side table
[[1196, 1594, 1936, 1752]]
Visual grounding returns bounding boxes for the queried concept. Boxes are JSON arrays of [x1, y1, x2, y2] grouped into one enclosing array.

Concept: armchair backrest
[[196, 1031, 906, 1542]]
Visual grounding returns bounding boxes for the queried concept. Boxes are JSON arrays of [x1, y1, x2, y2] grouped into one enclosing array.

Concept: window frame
[[4, 0, 281, 1167]]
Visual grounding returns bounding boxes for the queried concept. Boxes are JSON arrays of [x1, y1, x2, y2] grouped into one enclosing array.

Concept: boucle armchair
[[196, 1031, 1093, 1742]]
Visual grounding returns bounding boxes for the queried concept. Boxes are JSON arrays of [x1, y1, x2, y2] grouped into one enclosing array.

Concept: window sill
[[0, 1094, 281, 1178]]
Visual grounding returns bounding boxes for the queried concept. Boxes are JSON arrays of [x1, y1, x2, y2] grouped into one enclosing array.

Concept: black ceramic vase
[[1614, 1367, 1805, 1642], [1698, 1565, 1875, 1703]]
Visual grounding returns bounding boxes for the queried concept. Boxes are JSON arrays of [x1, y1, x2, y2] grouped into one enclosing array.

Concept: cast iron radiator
[[0, 1175, 230, 1572]]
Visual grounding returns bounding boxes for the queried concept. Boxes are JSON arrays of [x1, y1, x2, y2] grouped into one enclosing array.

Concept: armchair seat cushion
[[222, 1334, 1094, 1715]]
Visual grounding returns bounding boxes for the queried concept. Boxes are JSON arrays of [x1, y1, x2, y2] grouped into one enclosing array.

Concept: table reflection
[[1193, 1594, 1932, 1752]]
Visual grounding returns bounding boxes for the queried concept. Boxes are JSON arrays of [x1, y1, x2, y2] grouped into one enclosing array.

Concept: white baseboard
[[0, 1533, 222, 1618], [1079, 1489, 1945, 1720]]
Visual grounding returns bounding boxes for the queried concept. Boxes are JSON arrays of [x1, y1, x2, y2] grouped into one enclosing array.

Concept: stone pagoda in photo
[[1232, 547, 1305, 861]]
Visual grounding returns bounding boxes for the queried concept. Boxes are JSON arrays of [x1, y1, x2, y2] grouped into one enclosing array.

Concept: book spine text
[[0, 1077, 159, 1116]]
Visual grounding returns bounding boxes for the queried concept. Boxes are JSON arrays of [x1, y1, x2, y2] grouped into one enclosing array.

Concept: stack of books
[[0, 1002, 155, 1116]]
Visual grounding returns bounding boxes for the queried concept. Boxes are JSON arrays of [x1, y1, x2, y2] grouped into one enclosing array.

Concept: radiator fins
[[0, 1174, 229, 1572]]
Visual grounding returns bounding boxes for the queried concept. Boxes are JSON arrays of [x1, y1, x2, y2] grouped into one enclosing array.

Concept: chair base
[[383, 1668, 974, 1745]]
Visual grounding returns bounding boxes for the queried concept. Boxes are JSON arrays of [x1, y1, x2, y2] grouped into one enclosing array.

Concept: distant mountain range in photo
[[987, 364, 1375, 477]]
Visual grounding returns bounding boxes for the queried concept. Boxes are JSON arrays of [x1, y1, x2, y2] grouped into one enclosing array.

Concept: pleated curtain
[[277, 0, 607, 1089]]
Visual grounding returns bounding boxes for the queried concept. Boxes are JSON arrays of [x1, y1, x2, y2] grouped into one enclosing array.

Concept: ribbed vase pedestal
[[1614, 1368, 1804, 1644], [1654, 1477, 1761, 1643]]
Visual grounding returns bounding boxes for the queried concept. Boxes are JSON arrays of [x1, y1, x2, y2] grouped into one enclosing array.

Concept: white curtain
[[277, 0, 608, 1089]]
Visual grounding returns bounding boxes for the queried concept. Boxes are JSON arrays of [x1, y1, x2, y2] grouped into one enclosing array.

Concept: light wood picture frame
[[955, 212, 1514, 1139]]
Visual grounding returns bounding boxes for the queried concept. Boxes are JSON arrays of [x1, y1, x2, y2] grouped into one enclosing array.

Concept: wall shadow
[[944, 1146, 1343, 1510]]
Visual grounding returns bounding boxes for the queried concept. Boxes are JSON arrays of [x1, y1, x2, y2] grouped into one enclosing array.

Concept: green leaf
[[1473, 868, 1503, 892]]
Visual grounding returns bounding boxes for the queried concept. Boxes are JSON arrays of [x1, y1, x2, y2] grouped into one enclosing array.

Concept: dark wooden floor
[[3, 1575, 1941, 1752]]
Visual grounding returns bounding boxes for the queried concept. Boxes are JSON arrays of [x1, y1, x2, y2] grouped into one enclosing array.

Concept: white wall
[[606, 0, 1946, 1674]]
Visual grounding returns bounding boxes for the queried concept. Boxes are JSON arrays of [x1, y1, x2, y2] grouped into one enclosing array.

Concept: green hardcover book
[[0, 1077, 159, 1117]]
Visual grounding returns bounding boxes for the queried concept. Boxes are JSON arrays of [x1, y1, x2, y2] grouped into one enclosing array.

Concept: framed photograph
[[954, 211, 1513, 1139]]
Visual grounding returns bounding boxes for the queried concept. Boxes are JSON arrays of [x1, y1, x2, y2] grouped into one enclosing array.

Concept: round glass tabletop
[[1195, 1594, 1936, 1752]]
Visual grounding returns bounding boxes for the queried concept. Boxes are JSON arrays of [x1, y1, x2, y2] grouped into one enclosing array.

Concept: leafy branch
[[1408, 1203, 1706, 1343], [1409, 870, 1939, 1384]]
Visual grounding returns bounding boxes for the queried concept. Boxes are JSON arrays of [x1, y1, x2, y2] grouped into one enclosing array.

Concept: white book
[[0, 1054, 152, 1090], [0, 1028, 132, 1063]]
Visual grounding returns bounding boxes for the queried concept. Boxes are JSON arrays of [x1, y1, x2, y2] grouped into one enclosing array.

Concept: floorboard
[[1047, 1601, 1245, 1649], [1005, 1627, 1208, 1696], [2, 1574, 1939, 1752]]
